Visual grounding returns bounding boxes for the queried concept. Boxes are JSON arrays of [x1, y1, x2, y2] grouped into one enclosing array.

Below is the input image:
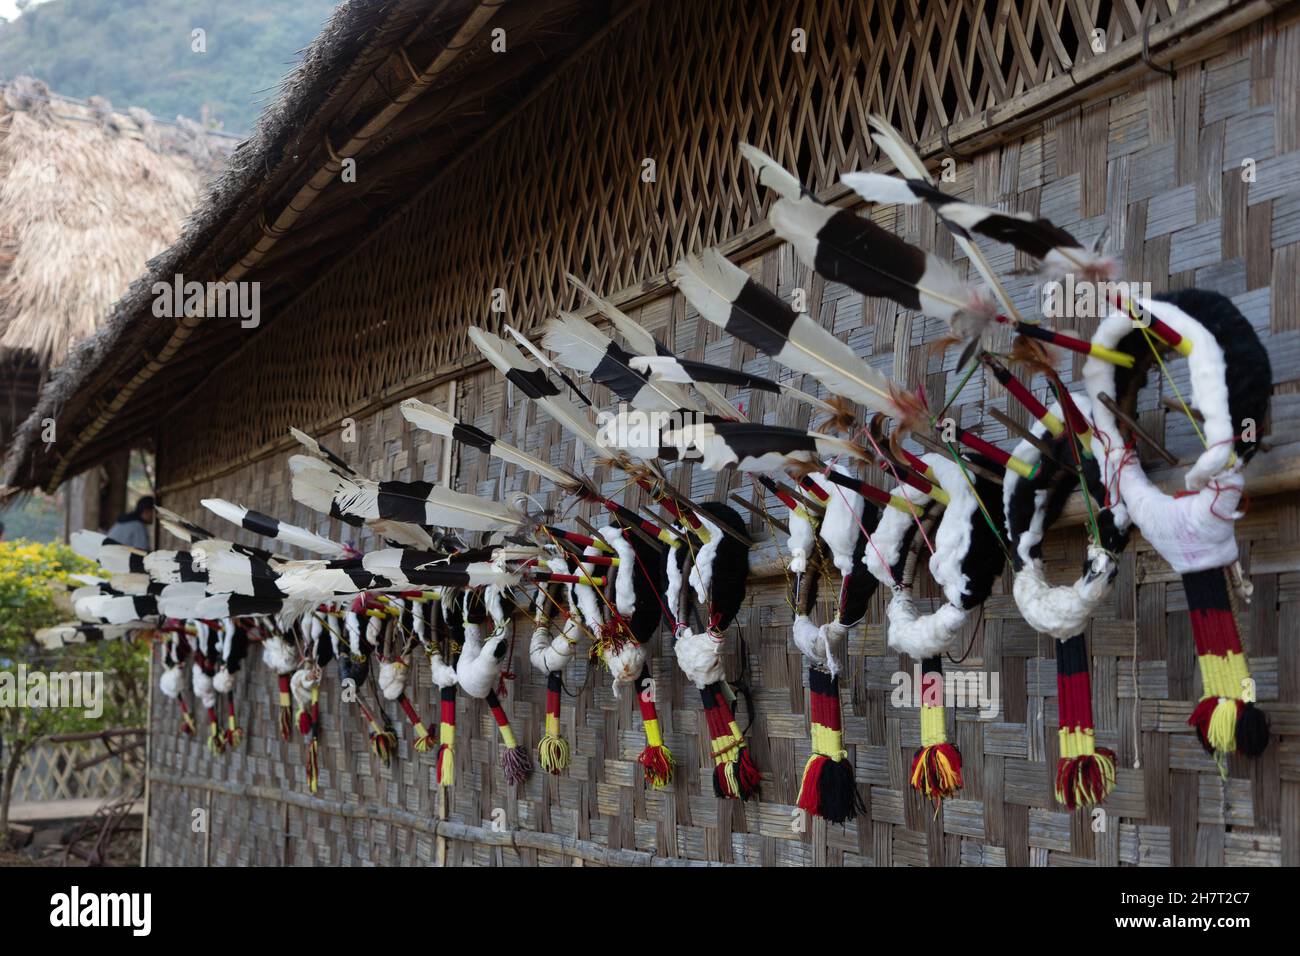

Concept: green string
[[938, 356, 981, 419]]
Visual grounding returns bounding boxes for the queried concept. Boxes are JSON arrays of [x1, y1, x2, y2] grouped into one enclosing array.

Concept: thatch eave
[[4, 0, 628, 493]]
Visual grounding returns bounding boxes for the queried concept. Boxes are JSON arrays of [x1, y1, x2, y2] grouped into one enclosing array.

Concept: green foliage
[[0, 0, 339, 135], [0, 540, 150, 810], [0, 538, 92, 649]]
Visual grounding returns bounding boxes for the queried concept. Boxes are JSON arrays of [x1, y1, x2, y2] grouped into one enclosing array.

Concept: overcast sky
[[0, 0, 53, 22]]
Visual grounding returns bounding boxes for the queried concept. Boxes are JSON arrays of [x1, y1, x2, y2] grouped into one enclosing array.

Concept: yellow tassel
[[1207, 698, 1238, 755], [538, 733, 570, 773]]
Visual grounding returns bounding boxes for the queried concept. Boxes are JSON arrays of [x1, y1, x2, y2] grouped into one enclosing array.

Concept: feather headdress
[[1085, 289, 1272, 761], [847, 115, 1114, 284], [503, 323, 594, 408], [35, 622, 140, 649], [291, 453, 521, 540], [289, 437, 435, 549], [1002, 394, 1127, 809], [143, 550, 208, 584], [70, 530, 146, 574], [627, 353, 843, 422], [155, 506, 213, 544], [661, 419, 872, 474], [860, 117, 1023, 317]]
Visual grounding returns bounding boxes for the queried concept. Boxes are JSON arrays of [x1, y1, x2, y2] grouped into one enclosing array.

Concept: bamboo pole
[[147, 771, 741, 867]]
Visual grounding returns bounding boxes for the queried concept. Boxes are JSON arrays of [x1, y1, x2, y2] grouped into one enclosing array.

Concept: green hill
[[0, 0, 339, 135]]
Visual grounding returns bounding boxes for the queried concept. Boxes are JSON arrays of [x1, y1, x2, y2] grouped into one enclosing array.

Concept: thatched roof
[[1, 0, 629, 493], [0, 76, 233, 367]]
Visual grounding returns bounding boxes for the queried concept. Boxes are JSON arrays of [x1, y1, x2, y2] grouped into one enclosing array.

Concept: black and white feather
[[541, 312, 696, 413], [70, 530, 147, 574], [670, 249, 924, 428], [662, 420, 871, 473], [468, 326, 605, 455], [200, 498, 350, 557], [399, 399, 584, 493]]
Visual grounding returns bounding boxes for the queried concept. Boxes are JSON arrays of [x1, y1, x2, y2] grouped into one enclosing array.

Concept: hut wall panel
[[147, 9, 1300, 866]]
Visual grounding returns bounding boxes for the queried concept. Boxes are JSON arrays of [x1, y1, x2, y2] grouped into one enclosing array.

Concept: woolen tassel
[[704, 684, 760, 800], [635, 666, 673, 788], [359, 700, 396, 767], [909, 657, 962, 804], [304, 686, 321, 794], [502, 745, 533, 785], [436, 685, 456, 786], [206, 705, 224, 755], [488, 690, 533, 785], [1054, 634, 1116, 810], [224, 697, 244, 750], [1183, 569, 1270, 761], [797, 668, 864, 823], [538, 672, 570, 774], [277, 675, 293, 741], [734, 746, 762, 798], [397, 694, 438, 753], [177, 699, 196, 737], [298, 685, 319, 736], [306, 737, 320, 794], [1236, 703, 1270, 757]]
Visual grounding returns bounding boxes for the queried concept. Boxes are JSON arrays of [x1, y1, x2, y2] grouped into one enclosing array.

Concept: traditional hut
[[0, 75, 234, 529], [6, 0, 1298, 866]]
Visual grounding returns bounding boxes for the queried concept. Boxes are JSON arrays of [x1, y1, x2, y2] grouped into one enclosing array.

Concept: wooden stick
[[1097, 392, 1178, 465], [729, 494, 788, 535], [774, 479, 826, 514], [1160, 394, 1203, 422], [646, 472, 755, 547], [989, 408, 1067, 470], [911, 434, 1006, 485]]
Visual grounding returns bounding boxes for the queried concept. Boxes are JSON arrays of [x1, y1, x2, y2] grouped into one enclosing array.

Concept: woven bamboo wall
[[145, 5, 1300, 866]]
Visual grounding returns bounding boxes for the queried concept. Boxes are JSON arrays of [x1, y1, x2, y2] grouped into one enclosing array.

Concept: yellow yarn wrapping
[[919, 703, 947, 747], [498, 721, 518, 750], [226, 713, 244, 750]]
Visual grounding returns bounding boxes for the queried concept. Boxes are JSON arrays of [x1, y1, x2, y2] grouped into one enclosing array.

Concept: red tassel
[[797, 755, 827, 816], [735, 747, 762, 799], [1187, 696, 1222, 751]]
